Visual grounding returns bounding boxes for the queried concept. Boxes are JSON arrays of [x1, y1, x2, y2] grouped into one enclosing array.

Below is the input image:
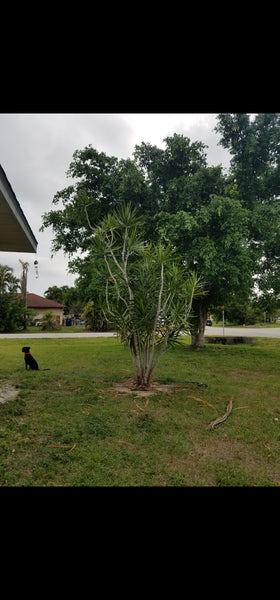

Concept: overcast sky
[[0, 113, 231, 297]]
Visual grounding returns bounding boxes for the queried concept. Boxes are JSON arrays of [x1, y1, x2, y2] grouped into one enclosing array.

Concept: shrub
[[40, 311, 61, 331]]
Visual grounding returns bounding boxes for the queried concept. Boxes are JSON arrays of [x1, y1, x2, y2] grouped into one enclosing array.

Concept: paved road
[[0, 327, 280, 339], [205, 326, 280, 338], [0, 331, 118, 339]]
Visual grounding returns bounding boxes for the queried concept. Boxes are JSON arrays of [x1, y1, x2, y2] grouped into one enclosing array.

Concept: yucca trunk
[[126, 331, 167, 390]]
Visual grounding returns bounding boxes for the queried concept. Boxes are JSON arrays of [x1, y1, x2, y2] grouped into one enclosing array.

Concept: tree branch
[[84, 203, 95, 231]]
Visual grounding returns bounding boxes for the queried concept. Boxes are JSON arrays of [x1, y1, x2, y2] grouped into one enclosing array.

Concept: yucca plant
[[91, 203, 203, 389]]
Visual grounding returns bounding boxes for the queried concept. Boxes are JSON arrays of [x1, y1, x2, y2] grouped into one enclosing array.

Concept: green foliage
[[215, 113, 280, 206], [134, 136, 255, 346], [215, 113, 280, 297], [0, 264, 26, 332], [0, 264, 18, 294], [81, 301, 108, 331], [0, 294, 26, 333], [154, 192, 253, 305], [211, 301, 264, 326], [44, 285, 67, 304], [40, 147, 149, 258], [40, 311, 60, 331], [41, 120, 280, 347], [44, 285, 83, 317]]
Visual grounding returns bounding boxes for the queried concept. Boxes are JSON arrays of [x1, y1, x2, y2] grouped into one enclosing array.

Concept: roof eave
[[0, 165, 38, 253]]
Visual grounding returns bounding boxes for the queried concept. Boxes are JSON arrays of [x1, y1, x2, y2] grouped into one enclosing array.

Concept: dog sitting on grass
[[22, 346, 40, 370]]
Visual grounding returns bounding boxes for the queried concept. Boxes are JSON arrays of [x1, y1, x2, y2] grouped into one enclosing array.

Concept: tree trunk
[[191, 301, 208, 349]]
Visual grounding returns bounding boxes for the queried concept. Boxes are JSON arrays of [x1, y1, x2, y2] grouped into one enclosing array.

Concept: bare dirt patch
[[0, 382, 19, 404], [112, 378, 176, 397]]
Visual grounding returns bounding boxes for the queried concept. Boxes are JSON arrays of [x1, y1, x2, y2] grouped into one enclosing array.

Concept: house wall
[[32, 308, 64, 325]]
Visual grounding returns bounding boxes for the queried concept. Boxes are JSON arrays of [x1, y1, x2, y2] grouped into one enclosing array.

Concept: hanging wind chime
[[34, 260, 39, 278]]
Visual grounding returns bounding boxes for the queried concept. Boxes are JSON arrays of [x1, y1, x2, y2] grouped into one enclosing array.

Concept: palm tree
[[0, 264, 24, 333], [19, 260, 29, 329], [19, 260, 29, 302], [0, 264, 18, 293]]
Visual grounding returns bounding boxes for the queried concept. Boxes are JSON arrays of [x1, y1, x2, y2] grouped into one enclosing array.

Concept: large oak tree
[[41, 120, 280, 346], [215, 113, 280, 301]]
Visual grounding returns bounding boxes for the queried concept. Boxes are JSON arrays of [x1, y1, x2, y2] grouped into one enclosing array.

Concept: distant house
[[25, 293, 64, 325]]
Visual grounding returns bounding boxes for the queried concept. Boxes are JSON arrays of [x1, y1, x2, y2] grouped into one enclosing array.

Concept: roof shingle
[[25, 293, 64, 309]]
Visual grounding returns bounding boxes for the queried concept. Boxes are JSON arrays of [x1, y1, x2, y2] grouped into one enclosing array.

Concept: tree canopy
[[41, 116, 280, 346], [215, 113, 280, 302]]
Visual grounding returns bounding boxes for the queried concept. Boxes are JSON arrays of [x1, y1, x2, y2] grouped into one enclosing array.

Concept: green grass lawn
[[1, 336, 280, 486]]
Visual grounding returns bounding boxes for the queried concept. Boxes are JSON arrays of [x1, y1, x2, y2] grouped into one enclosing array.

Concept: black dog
[[22, 346, 39, 370]]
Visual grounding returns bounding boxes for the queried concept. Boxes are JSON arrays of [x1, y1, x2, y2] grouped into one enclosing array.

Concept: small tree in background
[[91, 204, 203, 389], [81, 300, 108, 331]]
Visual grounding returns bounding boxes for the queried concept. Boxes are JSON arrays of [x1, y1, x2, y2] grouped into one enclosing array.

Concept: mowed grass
[[1, 335, 280, 486]]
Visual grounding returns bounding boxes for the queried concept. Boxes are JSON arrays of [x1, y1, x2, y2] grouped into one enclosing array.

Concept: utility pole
[[221, 305, 225, 337], [19, 260, 29, 329]]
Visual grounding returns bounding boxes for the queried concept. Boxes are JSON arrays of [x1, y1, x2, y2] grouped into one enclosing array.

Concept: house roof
[[26, 293, 64, 309], [0, 164, 38, 252]]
